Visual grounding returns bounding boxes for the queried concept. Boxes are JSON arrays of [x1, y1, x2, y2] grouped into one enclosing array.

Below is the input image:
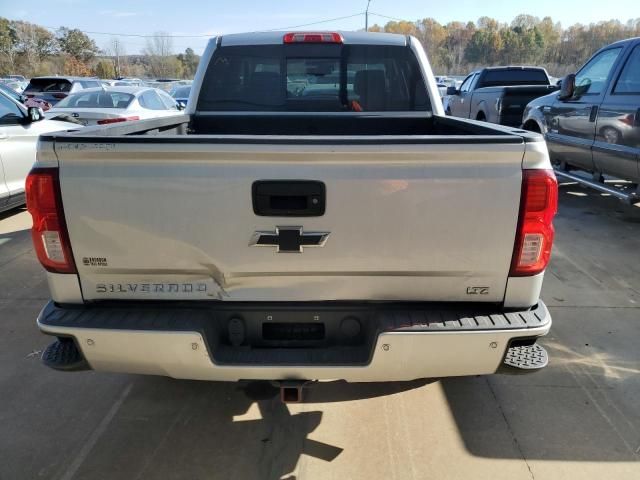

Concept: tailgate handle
[[252, 180, 325, 217]]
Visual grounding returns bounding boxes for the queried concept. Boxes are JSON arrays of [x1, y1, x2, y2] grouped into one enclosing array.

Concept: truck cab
[[522, 37, 640, 185]]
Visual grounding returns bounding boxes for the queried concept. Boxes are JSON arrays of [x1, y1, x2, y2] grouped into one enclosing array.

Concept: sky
[[1, 0, 638, 54]]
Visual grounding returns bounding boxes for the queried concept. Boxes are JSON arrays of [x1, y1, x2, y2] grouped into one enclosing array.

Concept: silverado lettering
[[95, 283, 208, 294]]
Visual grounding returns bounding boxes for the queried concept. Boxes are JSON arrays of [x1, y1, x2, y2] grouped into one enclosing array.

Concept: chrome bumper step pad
[[503, 343, 549, 370]]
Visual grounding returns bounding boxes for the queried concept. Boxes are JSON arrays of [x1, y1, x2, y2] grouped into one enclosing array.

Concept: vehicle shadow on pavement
[[442, 185, 640, 463], [63, 376, 431, 480], [441, 363, 640, 463]]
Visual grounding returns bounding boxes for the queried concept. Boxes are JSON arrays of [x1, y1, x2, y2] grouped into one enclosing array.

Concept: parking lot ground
[[1, 185, 639, 480]]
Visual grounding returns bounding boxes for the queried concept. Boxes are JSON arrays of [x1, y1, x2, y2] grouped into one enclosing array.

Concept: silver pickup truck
[[28, 31, 557, 394]]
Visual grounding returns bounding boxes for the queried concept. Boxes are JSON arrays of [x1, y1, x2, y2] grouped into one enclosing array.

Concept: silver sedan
[[45, 86, 183, 126]]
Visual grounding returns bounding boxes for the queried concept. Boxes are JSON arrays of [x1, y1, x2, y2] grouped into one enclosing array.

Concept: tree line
[[371, 14, 640, 75], [2, 14, 640, 79], [0, 17, 199, 79]]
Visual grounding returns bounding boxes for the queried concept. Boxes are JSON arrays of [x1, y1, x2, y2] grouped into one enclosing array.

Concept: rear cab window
[[478, 70, 550, 87], [197, 43, 430, 112]]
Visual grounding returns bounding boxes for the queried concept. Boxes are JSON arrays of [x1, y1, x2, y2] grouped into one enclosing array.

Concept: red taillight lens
[[283, 32, 343, 43], [52, 93, 67, 99], [96, 116, 140, 125], [510, 169, 558, 277], [620, 114, 634, 126], [26, 168, 77, 274]]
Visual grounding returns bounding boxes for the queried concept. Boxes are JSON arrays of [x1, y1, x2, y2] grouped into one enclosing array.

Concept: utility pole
[[365, 0, 371, 31]]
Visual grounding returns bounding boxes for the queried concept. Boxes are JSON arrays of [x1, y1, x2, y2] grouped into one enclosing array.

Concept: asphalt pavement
[[0, 183, 639, 480]]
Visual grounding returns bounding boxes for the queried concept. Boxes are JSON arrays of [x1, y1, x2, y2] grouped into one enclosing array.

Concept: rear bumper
[[37, 301, 551, 382], [499, 114, 525, 128]]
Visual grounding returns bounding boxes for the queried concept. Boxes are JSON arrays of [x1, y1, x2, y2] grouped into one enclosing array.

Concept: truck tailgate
[[55, 138, 525, 302], [500, 86, 558, 126]]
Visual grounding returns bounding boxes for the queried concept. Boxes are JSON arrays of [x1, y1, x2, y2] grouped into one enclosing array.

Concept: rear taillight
[[96, 116, 140, 125], [26, 168, 77, 274], [620, 114, 634, 126], [283, 32, 343, 43], [52, 93, 67, 99], [510, 169, 558, 277]]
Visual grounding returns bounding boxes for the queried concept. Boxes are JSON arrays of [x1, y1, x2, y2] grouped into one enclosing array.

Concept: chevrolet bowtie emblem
[[250, 226, 330, 253]]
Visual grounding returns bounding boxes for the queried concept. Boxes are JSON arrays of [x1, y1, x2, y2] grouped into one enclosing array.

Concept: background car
[[0, 82, 52, 111], [117, 78, 146, 87], [436, 83, 448, 98], [23, 76, 102, 107], [1, 78, 28, 93], [5, 75, 26, 82], [102, 79, 145, 88], [0, 90, 77, 212], [45, 86, 182, 126], [170, 85, 191, 108], [0, 82, 24, 104]]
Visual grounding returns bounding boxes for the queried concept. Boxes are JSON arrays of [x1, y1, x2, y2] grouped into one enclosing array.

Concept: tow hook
[[278, 380, 313, 403]]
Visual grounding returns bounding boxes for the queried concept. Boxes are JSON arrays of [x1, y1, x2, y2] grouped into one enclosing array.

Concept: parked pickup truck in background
[[447, 66, 559, 127], [522, 37, 640, 187], [28, 31, 557, 392]]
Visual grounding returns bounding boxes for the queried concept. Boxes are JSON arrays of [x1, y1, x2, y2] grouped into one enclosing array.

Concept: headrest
[[354, 70, 386, 96]]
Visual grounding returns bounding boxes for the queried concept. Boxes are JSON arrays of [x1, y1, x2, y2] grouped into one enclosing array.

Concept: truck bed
[[51, 112, 534, 138]]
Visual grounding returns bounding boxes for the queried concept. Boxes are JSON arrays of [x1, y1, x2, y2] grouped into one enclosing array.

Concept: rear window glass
[[172, 86, 191, 97], [479, 70, 549, 87], [139, 90, 167, 110], [54, 91, 135, 109], [158, 90, 178, 109], [198, 44, 430, 112], [25, 79, 72, 92], [80, 81, 101, 88]]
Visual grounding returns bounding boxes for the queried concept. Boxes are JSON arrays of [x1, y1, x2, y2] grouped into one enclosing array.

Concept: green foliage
[[177, 48, 199, 78], [2, 14, 639, 78], [0, 17, 17, 74], [57, 27, 99, 62], [0, 17, 15, 53], [371, 14, 640, 74], [94, 60, 115, 79]]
